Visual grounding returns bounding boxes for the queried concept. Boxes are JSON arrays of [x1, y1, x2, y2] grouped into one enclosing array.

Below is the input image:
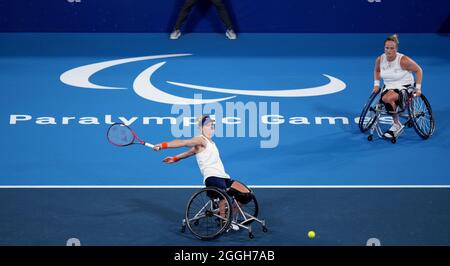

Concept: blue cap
[[201, 115, 215, 126]]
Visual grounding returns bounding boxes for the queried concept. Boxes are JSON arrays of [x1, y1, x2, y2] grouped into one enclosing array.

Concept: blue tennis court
[[1, 33, 449, 186], [1, 33, 450, 245]]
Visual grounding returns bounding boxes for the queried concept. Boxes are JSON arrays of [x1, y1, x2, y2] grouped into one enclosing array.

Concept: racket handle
[[144, 142, 155, 149]]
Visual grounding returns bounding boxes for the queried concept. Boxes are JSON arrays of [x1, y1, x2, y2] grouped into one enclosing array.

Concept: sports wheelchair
[[180, 182, 268, 240], [359, 86, 435, 143]]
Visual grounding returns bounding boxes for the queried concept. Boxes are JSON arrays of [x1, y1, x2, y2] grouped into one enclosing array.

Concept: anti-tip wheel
[[368, 135, 373, 141]]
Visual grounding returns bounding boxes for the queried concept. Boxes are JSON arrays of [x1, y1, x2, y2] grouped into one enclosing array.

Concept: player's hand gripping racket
[[107, 123, 160, 150]]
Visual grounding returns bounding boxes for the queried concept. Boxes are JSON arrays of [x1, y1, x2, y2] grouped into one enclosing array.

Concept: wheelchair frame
[[180, 186, 267, 240], [359, 87, 435, 144]]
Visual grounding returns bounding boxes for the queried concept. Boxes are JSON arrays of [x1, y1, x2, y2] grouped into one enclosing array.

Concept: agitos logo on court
[[59, 54, 347, 105]]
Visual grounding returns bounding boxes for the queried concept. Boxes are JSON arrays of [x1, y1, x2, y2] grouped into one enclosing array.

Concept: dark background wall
[[0, 0, 449, 33]]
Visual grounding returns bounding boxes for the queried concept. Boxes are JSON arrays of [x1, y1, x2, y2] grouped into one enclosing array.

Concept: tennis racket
[[107, 122, 158, 150]]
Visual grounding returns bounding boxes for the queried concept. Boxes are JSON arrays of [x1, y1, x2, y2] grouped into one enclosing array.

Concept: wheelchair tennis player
[[372, 34, 423, 139], [152, 115, 252, 231]]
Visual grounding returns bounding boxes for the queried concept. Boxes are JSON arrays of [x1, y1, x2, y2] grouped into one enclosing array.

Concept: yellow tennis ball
[[308, 231, 316, 239]]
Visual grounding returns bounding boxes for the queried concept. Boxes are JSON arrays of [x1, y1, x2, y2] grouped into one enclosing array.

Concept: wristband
[[172, 156, 179, 162], [415, 84, 422, 90], [161, 142, 169, 149], [374, 80, 380, 87]]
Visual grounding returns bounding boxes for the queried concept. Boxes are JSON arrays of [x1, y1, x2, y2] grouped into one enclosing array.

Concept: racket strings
[[107, 124, 135, 146]]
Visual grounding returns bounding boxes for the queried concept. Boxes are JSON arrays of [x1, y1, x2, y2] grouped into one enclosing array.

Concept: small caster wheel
[[407, 122, 413, 128], [249, 233, 254, 239], [368, 135, 373, 141], [391, 138, 396, 144], [262, 226, 268, 233], [180, 226, 186, 233], [194, 220, 199, 226]]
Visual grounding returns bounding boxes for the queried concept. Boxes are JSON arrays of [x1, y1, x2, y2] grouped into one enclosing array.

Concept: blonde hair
[[385, 34, 399, 47], [197, 115, 206, 127]]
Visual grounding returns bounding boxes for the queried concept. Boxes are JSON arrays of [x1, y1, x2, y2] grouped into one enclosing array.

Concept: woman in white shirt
[[372, 34, 423, 138], [153, 115, 250, 221]]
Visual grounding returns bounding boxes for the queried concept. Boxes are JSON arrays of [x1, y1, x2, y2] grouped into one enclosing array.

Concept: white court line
[[0, 185, 450, 189]]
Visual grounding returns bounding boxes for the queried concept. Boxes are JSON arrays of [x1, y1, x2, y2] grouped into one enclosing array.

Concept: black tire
[[359, 92, 380, 133], [185, 187, 232, 240], [408, 94, 435, 139]]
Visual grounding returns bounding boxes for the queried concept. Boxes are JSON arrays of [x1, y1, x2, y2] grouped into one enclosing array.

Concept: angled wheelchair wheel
[[185, 187, 232, 240], [359, 92, 381, 133], [408, 94, 435, 139]]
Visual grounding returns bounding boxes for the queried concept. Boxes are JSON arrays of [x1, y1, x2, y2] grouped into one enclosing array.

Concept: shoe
[[230, 223, 240, 231], [225, 29, 237, 40], [170, 29, 181, 40], [383, 123, 404, 139]]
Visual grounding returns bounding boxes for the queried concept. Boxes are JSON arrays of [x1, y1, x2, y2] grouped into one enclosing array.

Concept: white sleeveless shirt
[[195, 135, 231, 183], [380, 52, 414, 90]]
